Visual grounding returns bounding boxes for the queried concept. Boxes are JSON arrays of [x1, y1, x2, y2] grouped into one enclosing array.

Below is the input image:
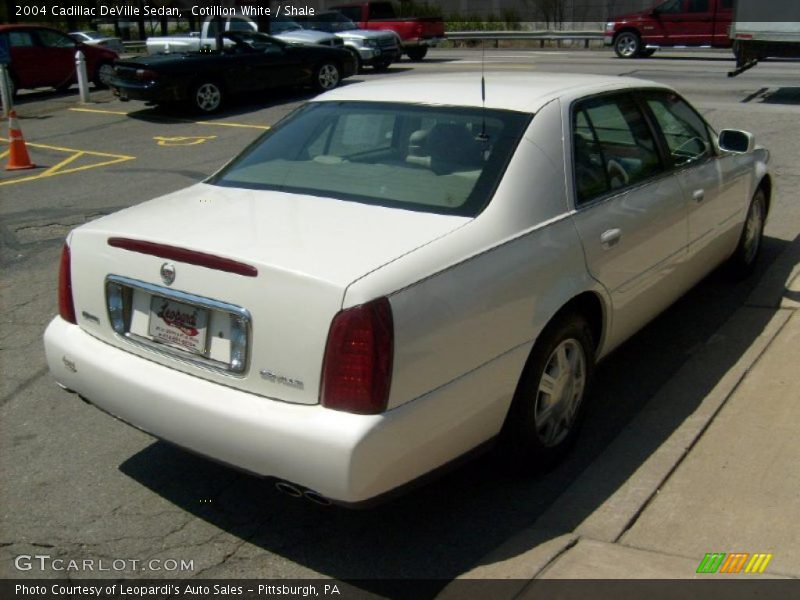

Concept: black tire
[[348, 49, 363, 73], [500, 312, 595, 469], [726, 188, 767, 280], [190, 80, 224, 114], [94, 62, 115, 89], [372, 58, 392, 72], [406, 46, 428, 61], [614, 31, 642, 58], [312, 62, 341, 92]]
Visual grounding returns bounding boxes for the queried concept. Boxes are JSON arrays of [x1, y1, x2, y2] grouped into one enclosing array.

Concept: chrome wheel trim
[[317, 64, 340, 90], [743, 195, 764, 265], [98, 63, 115, 86], [534, 339, 587, 448], [616, 33, 639, 58], [195, 83, 221, 112]]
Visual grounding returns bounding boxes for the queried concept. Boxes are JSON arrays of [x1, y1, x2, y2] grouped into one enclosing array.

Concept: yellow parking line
[[70, 107, 130, 116], [196, 121, 270, 130], [41, 151, 85, 175], [68, 107, 270, 130], [0, 139, 135, 187]]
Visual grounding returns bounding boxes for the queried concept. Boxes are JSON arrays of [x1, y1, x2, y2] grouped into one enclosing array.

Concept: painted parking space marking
[[154, 135, 218, 147], [0, 139, 135, 187], [68, 107, 270, 130]]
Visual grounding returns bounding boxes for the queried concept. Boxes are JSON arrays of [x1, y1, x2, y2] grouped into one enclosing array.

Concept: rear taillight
[[320, 298, 393, 415], [58, 243, 77, 324], [135, 69, 159, 81]]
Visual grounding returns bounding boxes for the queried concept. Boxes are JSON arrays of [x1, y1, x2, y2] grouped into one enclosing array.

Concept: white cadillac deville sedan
[[45, 73, 771, 506]]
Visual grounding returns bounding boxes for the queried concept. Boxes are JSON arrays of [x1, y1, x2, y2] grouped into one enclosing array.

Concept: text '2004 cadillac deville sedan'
[[45, 73, 771, 506]]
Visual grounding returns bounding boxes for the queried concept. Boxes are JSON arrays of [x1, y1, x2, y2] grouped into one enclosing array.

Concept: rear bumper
[[44, 317, 517, 504], [109, 78, 184, 104]]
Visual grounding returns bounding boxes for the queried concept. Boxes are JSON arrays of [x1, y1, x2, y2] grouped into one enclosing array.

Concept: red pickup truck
[[605, 0, 734, 58], [331, 1, 445, 61]]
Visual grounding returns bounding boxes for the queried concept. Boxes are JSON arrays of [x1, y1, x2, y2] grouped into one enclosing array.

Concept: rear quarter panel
[[346, 100, 607, 422]]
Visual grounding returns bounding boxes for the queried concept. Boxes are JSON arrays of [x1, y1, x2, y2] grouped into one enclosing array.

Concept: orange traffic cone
[[6, 110, 35, 170]]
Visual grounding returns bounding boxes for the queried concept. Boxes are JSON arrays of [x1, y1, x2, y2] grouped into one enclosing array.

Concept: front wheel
[[313, 62, 341, 92], [614, 31, 642, 58], [726, 189, 766, 279], [501, 313, 595, 469], [406, 46, 428, 61], [190, 81, 224, 114], [372, 58, 392, 72]]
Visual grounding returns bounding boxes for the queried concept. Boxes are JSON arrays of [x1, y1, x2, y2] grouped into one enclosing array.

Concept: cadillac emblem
[[160, 263, 176, 286]]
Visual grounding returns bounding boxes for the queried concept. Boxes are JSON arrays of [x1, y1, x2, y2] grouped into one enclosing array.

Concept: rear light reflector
[[135, 69, 159, 80], [58, 243, 77, 324], [321, 298, 393, 415], [108, 238, 258, 277]]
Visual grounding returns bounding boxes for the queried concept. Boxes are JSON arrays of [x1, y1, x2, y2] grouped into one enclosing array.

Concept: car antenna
[[477, 40, 489, 142]]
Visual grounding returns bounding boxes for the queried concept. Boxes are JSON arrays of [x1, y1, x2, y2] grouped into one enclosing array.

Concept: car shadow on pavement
[[120, 234, 792, 598]]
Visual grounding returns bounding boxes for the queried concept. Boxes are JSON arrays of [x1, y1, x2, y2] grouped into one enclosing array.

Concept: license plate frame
[[148, 296, 209, 355]]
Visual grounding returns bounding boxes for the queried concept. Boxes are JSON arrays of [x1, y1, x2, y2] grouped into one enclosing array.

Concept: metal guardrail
[[122, 40, 147, 53], [446, 30, 605, 49]]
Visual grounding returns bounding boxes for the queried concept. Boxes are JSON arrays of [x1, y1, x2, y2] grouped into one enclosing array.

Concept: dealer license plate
[[148, 296, 209, 354]]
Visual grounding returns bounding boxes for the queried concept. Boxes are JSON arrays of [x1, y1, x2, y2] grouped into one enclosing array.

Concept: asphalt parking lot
[[2, 48, 800, 594]]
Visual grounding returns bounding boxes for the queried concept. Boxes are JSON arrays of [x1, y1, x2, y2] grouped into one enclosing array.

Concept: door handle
[[600, 228, 622, 249], [693, 189, 705, 203]]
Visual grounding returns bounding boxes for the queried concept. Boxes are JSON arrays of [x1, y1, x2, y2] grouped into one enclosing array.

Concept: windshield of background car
[[210, 102, 531, 217]]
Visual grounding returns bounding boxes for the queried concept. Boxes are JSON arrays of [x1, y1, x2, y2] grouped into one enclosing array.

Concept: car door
[[34, 28, 77, 88], [569, 91, 690, 348], [652, 0, 714, 46], [642, 89, 750, 276], [7, 29, 45, 88]]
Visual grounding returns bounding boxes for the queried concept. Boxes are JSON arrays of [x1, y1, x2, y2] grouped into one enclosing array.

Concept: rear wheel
[[614, 31, 642, 58], [406, 46, 428, 61], [190, 81, 224, 114], [94, 62, 115, 89], [501, 312, 595, 469], [726, 188, 766, 279], [313, 62, 341, 92]]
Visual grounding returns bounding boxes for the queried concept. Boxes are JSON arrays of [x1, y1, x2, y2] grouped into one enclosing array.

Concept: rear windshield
[[209, 101, 531, 217]]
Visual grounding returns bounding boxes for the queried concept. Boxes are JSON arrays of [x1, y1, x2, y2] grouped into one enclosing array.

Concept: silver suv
[[297, 11, 400, 71]]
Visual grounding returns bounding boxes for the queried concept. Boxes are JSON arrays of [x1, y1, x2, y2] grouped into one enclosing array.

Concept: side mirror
[[719, 129, 755, 154]]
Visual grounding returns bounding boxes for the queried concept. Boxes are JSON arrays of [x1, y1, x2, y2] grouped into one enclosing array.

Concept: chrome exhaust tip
[[303, 490, 332, 506], [275, 481, 304, 498]]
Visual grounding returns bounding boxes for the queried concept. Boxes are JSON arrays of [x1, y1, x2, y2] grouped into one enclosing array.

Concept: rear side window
[[37, 29, 75, 48], [687, 0, 710, 12], [573, 94, 663, 204], [9, 31, 35, 48], [337, 7, 361, 21], [645, 92, 712, 166]]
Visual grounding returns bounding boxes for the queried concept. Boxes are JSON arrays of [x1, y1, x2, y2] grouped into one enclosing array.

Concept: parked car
[[331, 1, 445, 61], [69, 30, 125, 56], [109, 31, 356, 113], [296, 10, 400, 71], [145, 14, 342, 55], [0, 24, 118, 97], [45, 72, 771, 506], [605, 0, 734, 58]]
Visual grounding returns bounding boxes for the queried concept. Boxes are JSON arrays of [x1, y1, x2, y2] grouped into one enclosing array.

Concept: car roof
[[314, 72, 672, 113]]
